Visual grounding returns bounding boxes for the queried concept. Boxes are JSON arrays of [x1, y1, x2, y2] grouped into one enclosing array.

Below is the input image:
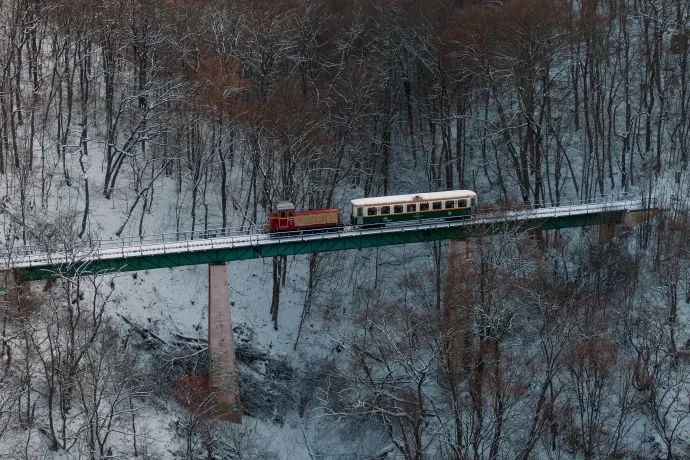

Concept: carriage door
[[279, 211, 288, 230], [356, 207, 363, 225], [279, 210, 295, 230]]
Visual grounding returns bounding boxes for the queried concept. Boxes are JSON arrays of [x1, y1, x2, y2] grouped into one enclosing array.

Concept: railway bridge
[[0, 194, 656, 422]]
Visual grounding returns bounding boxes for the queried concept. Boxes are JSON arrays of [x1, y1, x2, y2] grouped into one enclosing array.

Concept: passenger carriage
[[349, 190, 477, 226]]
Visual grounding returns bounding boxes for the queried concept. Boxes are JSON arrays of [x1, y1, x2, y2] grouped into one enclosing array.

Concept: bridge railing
[[1, 192, 649, 264]]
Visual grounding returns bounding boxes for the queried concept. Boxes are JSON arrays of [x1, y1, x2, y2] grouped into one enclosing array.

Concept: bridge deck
[[4, 198, 651, 280]]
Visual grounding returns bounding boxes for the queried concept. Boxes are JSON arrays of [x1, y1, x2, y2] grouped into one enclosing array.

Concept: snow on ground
[[0, 121, 447, 457], [3, 148, 371, 457], [80, 223, 403, 456]]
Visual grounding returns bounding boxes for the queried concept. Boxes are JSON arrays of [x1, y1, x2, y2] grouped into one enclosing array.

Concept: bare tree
[[75, 321, 143, 459]]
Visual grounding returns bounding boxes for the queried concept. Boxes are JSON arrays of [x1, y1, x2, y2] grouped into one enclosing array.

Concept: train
[[268, 190, 477, 234]]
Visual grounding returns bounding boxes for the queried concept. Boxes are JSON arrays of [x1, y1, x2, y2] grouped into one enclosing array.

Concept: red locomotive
[[268, 201, 342, 233]]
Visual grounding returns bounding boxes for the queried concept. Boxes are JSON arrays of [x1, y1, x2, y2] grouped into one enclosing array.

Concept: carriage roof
[[276, 201, 296, 211], [350, 190, 476, 207]]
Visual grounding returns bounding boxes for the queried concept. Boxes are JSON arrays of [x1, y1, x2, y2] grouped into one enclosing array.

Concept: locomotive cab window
[[471, 198, 476, 206], [367, 207, 377, 216], [280, 211, 286, 218], [432, 201, 442, 210], [445, 200, 455, 209], [459, 199, 467, 207], [420, 202, 430, 211], [394, 205, 404, 214], [288, 210, 294, 217], [407, 204, 416, 212], [381, 206, 390, 214]]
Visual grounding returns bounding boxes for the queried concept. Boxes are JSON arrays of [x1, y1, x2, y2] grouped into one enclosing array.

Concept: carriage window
[[407, 204, 416, 212], [394, 205, 404, 214], [357, 207, 363, 217], [280, 211, 286, 218], [432, 201, 442, 210], [459, 199, 467, 207], [471, 198, 476, 206], [367, 207, 377, 216], [288, 210, 294, 217], [420, 202, 430, 211], [445, 200, 455, 209], [381, 206, 390, 214]]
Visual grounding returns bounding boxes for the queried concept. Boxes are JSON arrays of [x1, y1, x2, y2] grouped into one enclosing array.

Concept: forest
[[0, 0, 689, 458]]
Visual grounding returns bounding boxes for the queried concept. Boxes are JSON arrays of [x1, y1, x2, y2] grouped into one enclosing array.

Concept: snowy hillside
[[0, 0, 690, 458]]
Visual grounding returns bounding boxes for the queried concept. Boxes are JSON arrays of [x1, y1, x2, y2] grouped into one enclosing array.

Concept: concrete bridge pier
[[208, 263, 242, 423]]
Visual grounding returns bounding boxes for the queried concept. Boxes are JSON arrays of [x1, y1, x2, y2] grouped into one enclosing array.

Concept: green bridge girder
[[14, 209, 632, 282]]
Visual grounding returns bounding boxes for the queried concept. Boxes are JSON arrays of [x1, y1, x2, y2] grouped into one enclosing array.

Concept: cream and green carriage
[[350, 190, 477, 226]]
